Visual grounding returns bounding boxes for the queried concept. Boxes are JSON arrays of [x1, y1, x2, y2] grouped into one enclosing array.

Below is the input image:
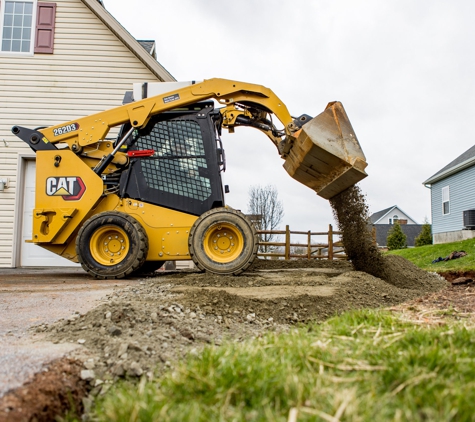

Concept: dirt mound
[[40, 257, 447, 390], [383, 255, 443, 290]]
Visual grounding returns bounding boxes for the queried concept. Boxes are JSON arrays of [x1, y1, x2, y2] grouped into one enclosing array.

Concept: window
[[136, 120, 212, 201], [1, 1, 56, 54], [393, 215, 399, 224], [442, 186, 450, 215], [1, 1, 35, 53]]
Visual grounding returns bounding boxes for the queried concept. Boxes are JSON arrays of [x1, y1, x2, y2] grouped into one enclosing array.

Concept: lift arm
[[15, 79, 297, 153]]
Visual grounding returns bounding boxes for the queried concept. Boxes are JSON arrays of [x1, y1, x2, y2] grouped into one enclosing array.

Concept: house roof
[[81, 0, 174, 82], [369, 205, 418, 224], [369, 206, 397, 224], [138, 40, 156, 59], [423, 144, 475, 186], [373, 224, 424, 247]]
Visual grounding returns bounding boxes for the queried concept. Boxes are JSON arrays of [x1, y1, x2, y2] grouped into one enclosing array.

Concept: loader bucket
[[283, 101, 368, 199]]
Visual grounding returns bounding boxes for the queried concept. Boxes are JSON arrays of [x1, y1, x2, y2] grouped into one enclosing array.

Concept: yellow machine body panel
[[117, 199, 198, 260], [39, 195, 199, 262], [32, 150, 104, 244], [38, 193, 121, 261]]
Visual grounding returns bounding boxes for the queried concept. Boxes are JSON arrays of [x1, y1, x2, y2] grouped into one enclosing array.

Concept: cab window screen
[[134, 120, 212, 201]]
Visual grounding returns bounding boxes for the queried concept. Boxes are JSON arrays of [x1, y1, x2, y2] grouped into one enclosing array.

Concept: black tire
[[188, 208, 258, 275], [132, 261, 165, 276], [76, 212, 148, 279]]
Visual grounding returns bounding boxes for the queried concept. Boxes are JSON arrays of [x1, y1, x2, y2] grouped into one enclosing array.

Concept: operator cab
[[116, 101, 226, 217]]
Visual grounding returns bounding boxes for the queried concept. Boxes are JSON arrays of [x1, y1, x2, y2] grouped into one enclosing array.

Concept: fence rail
[[256, 224, 346, 260]]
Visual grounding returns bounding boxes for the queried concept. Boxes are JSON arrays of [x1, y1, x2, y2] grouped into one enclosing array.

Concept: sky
[[104, 0, 475, 233]]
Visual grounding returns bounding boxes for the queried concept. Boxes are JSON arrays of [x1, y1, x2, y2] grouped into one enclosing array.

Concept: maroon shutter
[[34, 2, 56, 54]]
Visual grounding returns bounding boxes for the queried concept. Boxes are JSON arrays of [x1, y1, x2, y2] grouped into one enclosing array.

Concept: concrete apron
[[0, 267, 142, 397]]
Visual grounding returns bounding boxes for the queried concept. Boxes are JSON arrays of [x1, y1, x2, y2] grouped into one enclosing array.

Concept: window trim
[[442, 186, 450, 215], [0, 0, 38, 56]]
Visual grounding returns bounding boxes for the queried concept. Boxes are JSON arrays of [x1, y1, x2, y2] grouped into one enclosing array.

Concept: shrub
[[415, 219, 433, 247], [386, 222, 407, 250]]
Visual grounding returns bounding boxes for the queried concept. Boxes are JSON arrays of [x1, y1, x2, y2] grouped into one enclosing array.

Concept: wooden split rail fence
[[256, 224, 346, 260]]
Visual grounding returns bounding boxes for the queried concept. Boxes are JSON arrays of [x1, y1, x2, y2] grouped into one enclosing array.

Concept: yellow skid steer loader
[[13, 78, 367, 278]]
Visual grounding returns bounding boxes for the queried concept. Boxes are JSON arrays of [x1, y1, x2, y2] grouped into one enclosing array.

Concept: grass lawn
[[388, 237, 475, 272], [86, 309, 475, 422]]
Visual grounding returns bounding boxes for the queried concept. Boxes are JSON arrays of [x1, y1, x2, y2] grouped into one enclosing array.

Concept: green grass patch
[[89, 309, 475, 421], [387, 237, 475, 272]]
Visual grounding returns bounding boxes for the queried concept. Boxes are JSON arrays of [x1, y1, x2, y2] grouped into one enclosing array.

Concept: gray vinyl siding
[[0, 0, 172, 267], [430, 166, 475, 234]]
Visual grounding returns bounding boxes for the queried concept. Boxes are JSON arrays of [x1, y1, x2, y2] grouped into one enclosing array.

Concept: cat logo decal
[[46, 177, 86, 201]]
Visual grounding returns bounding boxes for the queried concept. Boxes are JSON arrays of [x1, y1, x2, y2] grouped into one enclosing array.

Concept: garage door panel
[[20, 160, 79, 267]]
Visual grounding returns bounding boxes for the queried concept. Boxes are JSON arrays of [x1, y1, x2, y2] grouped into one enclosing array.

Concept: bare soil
[[0, 358, 87, 422], [0, 256, 453, 421]]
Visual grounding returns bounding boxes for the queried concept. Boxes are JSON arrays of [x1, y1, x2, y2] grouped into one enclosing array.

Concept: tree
[[247, 185, 284, 254], [415, 218, 433, 247], [386, 221, 407, 250]]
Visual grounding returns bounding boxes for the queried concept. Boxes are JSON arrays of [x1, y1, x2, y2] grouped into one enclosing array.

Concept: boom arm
[[14, 79, 299, 166]]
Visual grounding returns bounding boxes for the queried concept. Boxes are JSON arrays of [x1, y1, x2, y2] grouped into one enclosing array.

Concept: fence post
[[372, 226, 377, 245], [307, 230, 311, 259], [328, 224, 334, 260], [285, 225, 290, 260]]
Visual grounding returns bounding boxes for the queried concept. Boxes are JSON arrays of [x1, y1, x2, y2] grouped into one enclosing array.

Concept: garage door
[[20, 160, 79, 267]]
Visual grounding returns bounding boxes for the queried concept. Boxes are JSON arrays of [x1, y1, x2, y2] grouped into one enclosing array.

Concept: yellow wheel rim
[[90, 225, 129, 266], [203, 222, 244, 263]]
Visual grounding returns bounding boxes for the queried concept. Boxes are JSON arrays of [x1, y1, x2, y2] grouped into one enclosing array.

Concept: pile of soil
[[37, 257, 447, 390]]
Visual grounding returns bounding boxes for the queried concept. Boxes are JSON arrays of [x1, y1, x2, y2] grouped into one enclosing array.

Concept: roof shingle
[[424, 144, 475, 185]]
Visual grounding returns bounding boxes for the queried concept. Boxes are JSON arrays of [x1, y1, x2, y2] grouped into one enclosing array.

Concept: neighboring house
[[423, 144, 475, 244], [369, 205, 417, 225], [0, 0, 175, 268], [369, 206, 423, 247]]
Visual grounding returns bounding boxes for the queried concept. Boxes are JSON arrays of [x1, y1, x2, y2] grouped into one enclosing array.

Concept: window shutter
[[34, 2, 56, 54]]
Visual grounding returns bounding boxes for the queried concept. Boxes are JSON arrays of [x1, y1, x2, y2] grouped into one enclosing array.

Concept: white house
[[0, 0, 175, 267], [369, 205, 417, 225]]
